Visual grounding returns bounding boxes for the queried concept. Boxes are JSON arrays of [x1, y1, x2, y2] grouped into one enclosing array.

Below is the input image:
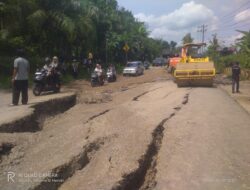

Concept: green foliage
[[182, 33, 193, 44], [0, 0, 178, 88], [237, 30, 250, 54], [0, 75, 11, 89], [206, 31, 250, 74]]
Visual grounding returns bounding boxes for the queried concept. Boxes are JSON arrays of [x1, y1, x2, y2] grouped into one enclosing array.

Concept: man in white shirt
[[12, 49, 29, 105]]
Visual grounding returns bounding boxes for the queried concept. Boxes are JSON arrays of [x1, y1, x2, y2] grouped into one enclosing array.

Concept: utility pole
[[197, 24, 208, 43], [105, 0, 108, 66], [197, 24, 208, 53]]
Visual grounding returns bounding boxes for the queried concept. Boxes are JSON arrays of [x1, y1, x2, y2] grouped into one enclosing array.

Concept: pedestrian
[[50, 56, 60, 88], [11, 49, 30, 105], [232, 61, 241, 93], [87, 58, 92, 73], [72, 59, 78, 79], [61, 61, 67, 75]]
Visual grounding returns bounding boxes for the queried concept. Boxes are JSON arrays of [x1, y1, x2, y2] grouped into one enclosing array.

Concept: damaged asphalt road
[[0, 68, 250, 190]]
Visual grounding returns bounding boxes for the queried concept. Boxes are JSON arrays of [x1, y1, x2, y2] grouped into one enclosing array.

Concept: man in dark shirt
[[232, 62, 241, 93]]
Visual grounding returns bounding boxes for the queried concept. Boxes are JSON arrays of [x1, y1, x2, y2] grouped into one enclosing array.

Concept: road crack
[[84, 109, 110, 124], [133, 87, 163, 101], [0, 94, 76, 133], [113, 92, 191, 190], [32, 136, 115, 190], [0, 142, 15, 163]]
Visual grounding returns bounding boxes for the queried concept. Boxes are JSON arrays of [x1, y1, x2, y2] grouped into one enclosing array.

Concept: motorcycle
[[33, 68, 60, 96], [91, 71, 104, 87], [106, 69, 117, 82]]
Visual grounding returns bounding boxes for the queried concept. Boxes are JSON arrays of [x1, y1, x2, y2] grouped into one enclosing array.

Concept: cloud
[[135, 1, 218, 43], [234, 9, 250, 22]]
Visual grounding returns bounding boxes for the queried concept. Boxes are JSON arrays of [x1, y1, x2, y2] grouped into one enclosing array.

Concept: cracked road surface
[[0, 67, 250, 190]]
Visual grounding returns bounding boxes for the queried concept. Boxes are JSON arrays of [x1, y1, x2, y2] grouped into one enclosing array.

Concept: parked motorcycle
[[106, 68, 116, 82], [91, 71, 104, 87], [33, 68, 60, 96]]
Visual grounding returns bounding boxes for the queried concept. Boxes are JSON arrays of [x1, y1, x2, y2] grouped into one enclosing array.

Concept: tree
[[207, 34, 220, 68], [237, 30, 250, 54], [0, 0, 165, 65], [236, 30, 250, 68], [182, 33, 193, 44], [170, 41, 177, 53], [207, 34, 219, 57]]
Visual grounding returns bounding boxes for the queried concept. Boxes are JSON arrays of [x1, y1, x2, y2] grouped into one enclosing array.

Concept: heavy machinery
[[174, 43, 216, 87]]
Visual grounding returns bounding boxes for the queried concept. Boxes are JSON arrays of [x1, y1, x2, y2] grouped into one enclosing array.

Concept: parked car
[[143, 61, 150, 69], [152, 57, 165, 66], [123, 61, 144, 76]]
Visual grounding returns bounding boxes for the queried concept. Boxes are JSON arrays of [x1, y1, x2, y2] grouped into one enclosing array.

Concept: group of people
[[11, 51, 117, 106], [42, 56, 61, 87], [94, 63, 116, 82], [43, 56, 59, 73]]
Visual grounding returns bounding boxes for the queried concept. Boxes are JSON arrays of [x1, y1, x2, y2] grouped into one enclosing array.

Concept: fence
[[224, 67, 250, 80]]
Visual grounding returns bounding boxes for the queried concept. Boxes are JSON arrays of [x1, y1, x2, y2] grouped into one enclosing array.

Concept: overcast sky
[[116, 0, 250, 46]]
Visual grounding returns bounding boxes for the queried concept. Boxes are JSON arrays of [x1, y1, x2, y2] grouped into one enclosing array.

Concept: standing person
[[12, 49, 30, 105], [232, 61, 241, 93], [61, 61, 67, 75], [71, 59, 79, 79], [87, 58, 93, 73], [50, 56, 60, 88]]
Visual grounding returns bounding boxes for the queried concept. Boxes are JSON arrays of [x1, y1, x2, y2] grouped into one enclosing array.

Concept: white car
[[123, 61, 144, 76]]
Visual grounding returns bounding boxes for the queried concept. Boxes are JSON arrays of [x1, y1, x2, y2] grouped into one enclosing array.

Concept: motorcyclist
[[50, 56, 59, 69], [94, 64, 103, 83], [43, 57, 52, 75], [108, 64, 116, 74], [107, 64, 116, 79]]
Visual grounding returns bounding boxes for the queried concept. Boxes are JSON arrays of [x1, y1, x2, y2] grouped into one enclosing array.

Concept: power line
[[211, 20, 250, 33], [197, 24, 208, 43], [219, 0, 250, 20], [199, 2, 250, 46], [219, 7, 250, 26], [224, 19, 250, 28]]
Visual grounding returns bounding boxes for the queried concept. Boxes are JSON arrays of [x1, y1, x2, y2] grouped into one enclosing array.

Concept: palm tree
[[237, 30, 250, 54]]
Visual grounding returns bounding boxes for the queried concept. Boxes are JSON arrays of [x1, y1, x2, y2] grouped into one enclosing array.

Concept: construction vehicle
[[174, 43, 216, 87]]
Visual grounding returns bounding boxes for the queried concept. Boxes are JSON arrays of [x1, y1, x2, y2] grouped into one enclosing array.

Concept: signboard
[[123, 43, 130, 52]]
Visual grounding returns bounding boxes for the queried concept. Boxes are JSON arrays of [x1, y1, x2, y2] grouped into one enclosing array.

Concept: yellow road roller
[[174, 43, 216, 87]]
